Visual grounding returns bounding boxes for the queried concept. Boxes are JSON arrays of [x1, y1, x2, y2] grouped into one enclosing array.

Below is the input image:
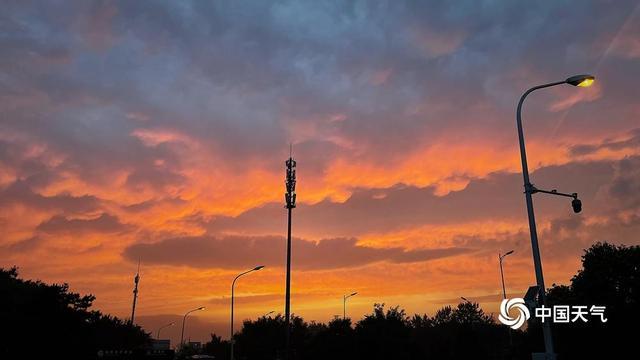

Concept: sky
[[2, 0, 640, 345]]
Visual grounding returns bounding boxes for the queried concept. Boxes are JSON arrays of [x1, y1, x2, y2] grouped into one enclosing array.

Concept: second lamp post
[[180, 306, 205, 348], [343, 292, 357, 319], [230, 265, 264, 360], [499, 250, 514, 300]]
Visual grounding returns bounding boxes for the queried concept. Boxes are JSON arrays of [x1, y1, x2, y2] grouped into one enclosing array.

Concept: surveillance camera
[[571, 198, 582, 213]]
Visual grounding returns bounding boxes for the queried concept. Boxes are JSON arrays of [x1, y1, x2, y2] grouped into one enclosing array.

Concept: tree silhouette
[[306, 318, 354, 360], [543, 242, 640, 358], [354, 304, 412, 359], [0, 267, 150, 359], [414, 301, 511, 359], [202, 333, 229, 359], [229, 314, 310, 360]]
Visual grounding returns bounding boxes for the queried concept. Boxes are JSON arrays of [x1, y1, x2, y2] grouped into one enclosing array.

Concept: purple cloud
[[123, 235, 471, 270]]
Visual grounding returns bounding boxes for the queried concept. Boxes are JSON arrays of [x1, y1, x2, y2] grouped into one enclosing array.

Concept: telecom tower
[[130, 260, 140, 325], [284, 147, 297, 360]]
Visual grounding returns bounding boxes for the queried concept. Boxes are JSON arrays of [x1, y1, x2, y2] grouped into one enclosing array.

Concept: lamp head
[[566, 74, 595, 87], [198, 307, 205, 311], [351, 292, 358, 296], [254, 265, 265, 271], [505, 250, 514, 256]]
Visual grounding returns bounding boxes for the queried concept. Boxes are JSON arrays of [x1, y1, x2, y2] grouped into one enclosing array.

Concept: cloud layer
[[124, 235, 471, 270]]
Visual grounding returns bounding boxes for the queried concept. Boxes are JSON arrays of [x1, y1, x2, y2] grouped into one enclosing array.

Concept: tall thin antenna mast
[[284, 145, 297, 360], [130, 259, 140, 325]]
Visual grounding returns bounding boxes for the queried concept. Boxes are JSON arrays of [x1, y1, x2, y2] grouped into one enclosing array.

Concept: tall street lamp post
[[180, 306, 204, 348], [516, 74, 594, 358], [231, 265, 265, 360], [343, 292, 358, 319]]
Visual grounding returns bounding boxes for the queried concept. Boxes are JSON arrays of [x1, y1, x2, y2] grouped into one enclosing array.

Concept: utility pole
[[130, 260, 140, 325], [284, 145, 297, 360]]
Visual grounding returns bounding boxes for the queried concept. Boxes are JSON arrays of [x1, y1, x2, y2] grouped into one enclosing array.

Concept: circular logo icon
[[498, 297, 530, 329]]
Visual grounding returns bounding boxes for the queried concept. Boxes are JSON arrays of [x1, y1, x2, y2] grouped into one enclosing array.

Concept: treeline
[[2, 242, 638, 359], [193, 242, 639, 360], [0, 266, 150, 359], [195, 302, 521, 360]]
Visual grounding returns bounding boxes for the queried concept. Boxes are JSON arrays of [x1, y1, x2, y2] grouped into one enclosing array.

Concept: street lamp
[[231, 265, 265, 360], [499, 250, 514, 345], [263, 311, 275, 318], [516, 73, 595, 358], [343, 292, 358, 319], [566, 74, 595, 87], [180, 307, 205, 347], [499, 250, 514, 300], [157, 321, 175, 339]]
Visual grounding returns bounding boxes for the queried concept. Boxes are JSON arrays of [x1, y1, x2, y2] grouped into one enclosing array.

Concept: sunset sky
[[2, 0, 640, 345]]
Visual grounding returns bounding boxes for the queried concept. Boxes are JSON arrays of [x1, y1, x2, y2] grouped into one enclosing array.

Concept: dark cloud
[[0, 237, 43, 253], [125, 166, 186, 192], [0, 180, 100, 214], [123, 197, 187, 213], [569, 128, 640, 156], [123, 235, 471, 270], [36, 213, 130, 234], [208, 294, 282, 306], [200, 157, 623, 237], [541, 211, 640, 262], [447, 207, 640, 266], [605, 156, 640, 209]]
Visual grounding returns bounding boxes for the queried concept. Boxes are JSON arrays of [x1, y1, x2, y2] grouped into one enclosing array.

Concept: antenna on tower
[[285, 147, 296, 210], [130, 259, 140, 325]]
